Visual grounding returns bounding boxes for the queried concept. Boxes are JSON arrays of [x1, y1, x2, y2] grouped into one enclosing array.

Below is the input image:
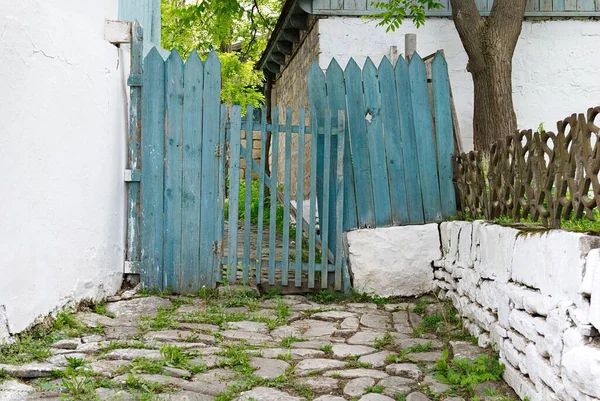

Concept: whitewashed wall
[[0, 0, 128, 340], [318, 17, 600, 151], [437, 221, 600, 401]]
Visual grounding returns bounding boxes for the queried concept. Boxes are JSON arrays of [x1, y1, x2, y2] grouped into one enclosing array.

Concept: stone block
[[524, 343, 565, 396], [581, 249, 600, 296], [476, 223, 517, 283], [0, 305, 12, 345], [439, 221, 451, 257], [348, 225, 440, 297], [562, 345, 600, 399], [456, 222, 473, 268], [501, 358, 541, 401], [587, 250, 600, 331]]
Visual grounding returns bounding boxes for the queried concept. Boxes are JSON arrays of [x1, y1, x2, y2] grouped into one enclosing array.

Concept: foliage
[[434, 349, 505, 389], [371, 0, 443, 30], [161, 0, 284, 108]]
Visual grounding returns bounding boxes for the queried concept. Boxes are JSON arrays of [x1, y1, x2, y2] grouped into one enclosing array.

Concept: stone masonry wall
[[271, 17, 320, 199], [435, 221, 600, 401]]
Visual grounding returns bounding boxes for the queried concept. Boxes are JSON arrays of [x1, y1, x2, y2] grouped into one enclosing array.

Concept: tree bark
[[450, 0, 527, 152]]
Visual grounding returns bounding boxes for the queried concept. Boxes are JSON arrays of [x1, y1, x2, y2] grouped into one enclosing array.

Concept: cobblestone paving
[[0, 289, 518, 401]]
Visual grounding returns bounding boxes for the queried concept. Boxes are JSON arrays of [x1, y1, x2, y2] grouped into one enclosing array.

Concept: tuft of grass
[[366, 384, 385, 394], [0, 336, 52, 364], [93, 302, 116, 318], [280, 336, 304, 349], [374, 333, 395, 350], [434, 349, 505, 390], [320, 344, 333, 354]]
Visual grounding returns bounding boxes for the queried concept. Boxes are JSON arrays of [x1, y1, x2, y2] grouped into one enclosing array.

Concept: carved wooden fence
[[455, 107, 600, 228]]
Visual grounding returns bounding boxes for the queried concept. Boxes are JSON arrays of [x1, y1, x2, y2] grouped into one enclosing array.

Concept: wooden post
[[405, 34, 417, 61], [388, 46, 399, 65]]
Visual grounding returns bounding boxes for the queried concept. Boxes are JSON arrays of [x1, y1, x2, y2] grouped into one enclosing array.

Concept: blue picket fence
[[126, 29, 456, 293], [309, 52, 457, 250]]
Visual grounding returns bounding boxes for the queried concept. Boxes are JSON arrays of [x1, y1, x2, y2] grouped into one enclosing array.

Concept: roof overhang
[[257, 0, 312, 76]]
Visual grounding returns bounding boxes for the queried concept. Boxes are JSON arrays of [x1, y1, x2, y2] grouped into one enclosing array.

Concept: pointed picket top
[[363, 57, 377, 75], [204, 50, 221, 70], [408, 52, 425, 69], [431, 50, 448, 72], [326, 58, 343, 77], [308, 61, 327, 129], [378, 55, 394, 72], [167, 48, 183, 64], [344, 58, 361, 75], [145, 46, 164, 64], [186, 49, 203, 68], [309, 61, 325, 81]]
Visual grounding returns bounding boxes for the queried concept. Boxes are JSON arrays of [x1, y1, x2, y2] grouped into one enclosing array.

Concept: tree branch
[[488, 0, 527, 55], [449, 0, 485, 70]]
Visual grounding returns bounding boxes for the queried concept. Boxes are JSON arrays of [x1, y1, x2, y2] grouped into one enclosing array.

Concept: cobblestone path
[[0, 289, 518, 401]]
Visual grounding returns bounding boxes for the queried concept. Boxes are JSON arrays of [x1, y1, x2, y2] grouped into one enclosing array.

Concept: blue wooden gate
[[309, 52, 457, 248]]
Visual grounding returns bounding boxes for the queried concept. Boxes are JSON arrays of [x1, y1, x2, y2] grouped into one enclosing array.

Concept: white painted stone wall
[[318, 17, 600, 151], [437, 221, 600, 401], [347, 224, 440, 297], [0, 1, 127, 341]]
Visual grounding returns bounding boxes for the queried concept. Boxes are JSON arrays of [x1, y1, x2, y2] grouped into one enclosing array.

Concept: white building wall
[[318, 17, 600, 151], [0, 0, 128, 338]]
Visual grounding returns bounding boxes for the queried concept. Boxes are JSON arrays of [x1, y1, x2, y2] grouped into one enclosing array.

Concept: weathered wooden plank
[[325, 59, 358, 233], [268, 108, 280, 285], [331, 0, 344, 9], [242, 106, 255, 283], [105, 20, 131, 44], [321, 110, 332, 289], [181, 50, 203, 294], [200, 51, 221, 288], [527, 0, 540, 10], [163, 50, 184, 292], [334, 111, 345, 291], [344, 0, 366, 10], [578, 0, 595, 10], [475, 0, 489, 11], [553, 0, 566, 9], [363, 57, 392, 226], [255, 108, 268, 282], [282, 108, 293, 286], [308, 110, 319, 289], [379, 57, 409, 225], [565, 0, 577, 9], [396, 57, 425, 224], [368, 0, 387, 10], [295, 109, 306, 288], [314, 0, 331, 10], [141, 48, 165, 290], [432, 52, 457, 219], [409, 53, 442, 222], [215, 104, 228, 283], [126, 21, 143, 266], [596, 0, 600, 11], [118, 0, 161, 45], [227, 106, 242, 283], [345, 59, 376, 228], [540, 0, 554, 10]]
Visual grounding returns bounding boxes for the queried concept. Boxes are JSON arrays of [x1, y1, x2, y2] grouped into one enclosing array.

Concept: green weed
[[434, 349, 505, 390]]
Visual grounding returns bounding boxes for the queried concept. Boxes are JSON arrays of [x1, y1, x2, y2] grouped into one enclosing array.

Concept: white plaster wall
[[318, 17, 600, 151], [0, 0, 127, 338]]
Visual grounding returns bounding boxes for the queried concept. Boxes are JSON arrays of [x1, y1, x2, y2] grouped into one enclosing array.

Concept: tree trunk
[[450, 0, 526, 152]]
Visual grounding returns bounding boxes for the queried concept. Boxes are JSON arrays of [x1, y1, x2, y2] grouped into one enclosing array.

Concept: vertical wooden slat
[[344, 0, 365, 10], [409, 53, 442, 222], [432, 52, 457, 219], [540, 0, 554, 10], [363, 57, 392, 226], [141, 48, 165, 290], [308, 111, 319, 289], [118, 0, 161, 44], [345, 59, 376, 228], [228, 106, 242, 283], [553, 0, 566, 10], [334, 111, 345, 291], [564, 0, 577, 9], [379, 57, 409, 225], [256, 108, 268, 283], [314, 0, 331, 10], [396, 57, 424, 224], [321, 110, 332, 289], [295, 109, 306, 288], [242, 106, 255, 283], [578, 0, 595, 10], [282, 108, 293, 286], [215, 104, 228, 283], [475, 0, 489, 11], [181, 50, 203, 294], [527, 0, 540, 10], [324, 63, 339, 261], [331, 0, 344, 9], [325, 60, 358, 233], [199, 51, 221, 288], [368, 0, 388, 10], [126, 21, 143, 266], [163, 50, 184, 292], [268, 108, 280, 285]]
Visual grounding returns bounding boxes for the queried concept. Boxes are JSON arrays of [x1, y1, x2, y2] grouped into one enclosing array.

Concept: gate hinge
[[214, 144, 224, 157], [127, 74, 143, 87], [212, 241, 221, 254]]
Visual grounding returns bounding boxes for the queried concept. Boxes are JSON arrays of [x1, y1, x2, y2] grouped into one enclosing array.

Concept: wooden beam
[[290, 14, 309, 30], [266, 62, 281, 74], [270, 52, 286, 65], [282, 29, 300, 43], [104, 20, 132, 45], [276, 41, 294, 55]]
